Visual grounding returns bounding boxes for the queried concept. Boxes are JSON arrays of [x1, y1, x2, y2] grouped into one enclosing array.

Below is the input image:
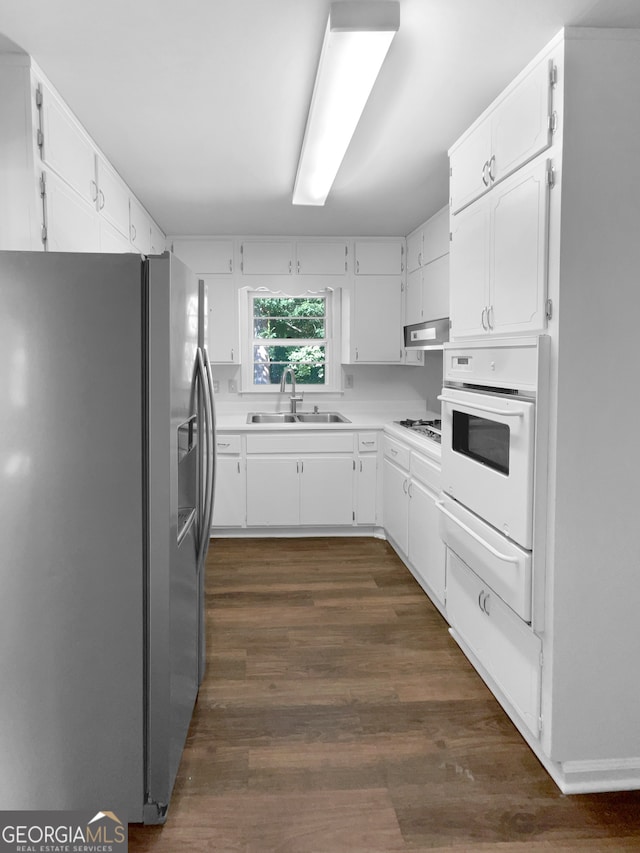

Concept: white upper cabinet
[[129, 197, 152, 255], [95, 154, 130, 239], [404, 206, 450, 326], [354, 240, 404, 275], [240, 240, 293, 275], [149, 220, 165, 254], [450, 155, 550, 339], [37, 79, 96, 208], [295, 241, 347, 275], [344, 277, 403, 363], [203, 276, 238, 364], [172, 239, 234, 273], [41, 169, 100, 253], [450, 53, 555, 214]]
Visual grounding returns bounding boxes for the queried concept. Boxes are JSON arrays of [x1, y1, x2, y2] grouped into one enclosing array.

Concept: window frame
[[240, 285, 341, 394]]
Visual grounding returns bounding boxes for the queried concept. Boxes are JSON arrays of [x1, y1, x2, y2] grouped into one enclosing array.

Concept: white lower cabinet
[[212, 434, 245, 528], [246, 457, 300, 526], [382, 433, 445, 607], [299, 457, 354, 526], [446, 549, 542, 737]]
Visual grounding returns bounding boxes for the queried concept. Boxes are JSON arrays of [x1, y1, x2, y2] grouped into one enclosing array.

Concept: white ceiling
[[1, 0, 640, 237]]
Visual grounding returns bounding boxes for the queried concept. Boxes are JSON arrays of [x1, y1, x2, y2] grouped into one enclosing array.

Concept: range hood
[[404, 317, 449, 350]]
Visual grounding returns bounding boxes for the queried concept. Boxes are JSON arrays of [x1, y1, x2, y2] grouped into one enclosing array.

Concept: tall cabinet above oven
[[444, 27, 640, 794]]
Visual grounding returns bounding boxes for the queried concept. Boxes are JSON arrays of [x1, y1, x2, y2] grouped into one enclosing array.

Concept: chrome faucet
[[280, 367, 303, 413]]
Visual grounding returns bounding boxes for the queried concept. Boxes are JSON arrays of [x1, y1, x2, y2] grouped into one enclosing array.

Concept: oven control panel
[[444, 336, 549, 393]]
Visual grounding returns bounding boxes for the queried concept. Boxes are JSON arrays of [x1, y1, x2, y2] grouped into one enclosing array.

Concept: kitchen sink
[[246, 411, 350, 424], [294, 412, 350, 423], [247, 413, 298, 423]]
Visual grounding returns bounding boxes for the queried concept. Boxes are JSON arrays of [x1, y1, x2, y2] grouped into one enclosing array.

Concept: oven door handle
[[436, 500, 521, 564], [437, 395, 525, 418]]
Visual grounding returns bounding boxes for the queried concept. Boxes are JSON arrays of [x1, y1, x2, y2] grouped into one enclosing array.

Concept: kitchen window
[[241, 288, 339, 392]]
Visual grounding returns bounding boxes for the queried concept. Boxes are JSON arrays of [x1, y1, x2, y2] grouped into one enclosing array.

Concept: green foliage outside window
[[252, 296, 327, 385]]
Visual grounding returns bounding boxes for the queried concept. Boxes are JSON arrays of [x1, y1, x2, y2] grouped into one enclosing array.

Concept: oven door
[[438, 386, 536, 549]]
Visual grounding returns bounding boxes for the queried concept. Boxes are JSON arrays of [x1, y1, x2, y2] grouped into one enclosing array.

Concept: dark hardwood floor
[[129, 537, 640, 852]]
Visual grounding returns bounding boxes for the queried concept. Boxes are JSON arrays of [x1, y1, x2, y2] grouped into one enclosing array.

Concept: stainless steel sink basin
[[294, 412, 350, 423], [247, 413, 297, 423], [246, 411, 350, 424]]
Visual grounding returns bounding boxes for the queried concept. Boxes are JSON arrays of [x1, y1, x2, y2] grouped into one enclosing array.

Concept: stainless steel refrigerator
[[0, 250, 216, 823]]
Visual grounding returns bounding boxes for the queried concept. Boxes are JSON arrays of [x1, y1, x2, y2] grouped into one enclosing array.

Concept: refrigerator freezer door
[[0, 251, 144, 817], [145, 253, 203, 820]]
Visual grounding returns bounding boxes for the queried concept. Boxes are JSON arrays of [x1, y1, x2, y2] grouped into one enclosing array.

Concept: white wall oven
[[437, 336, 549, 622]]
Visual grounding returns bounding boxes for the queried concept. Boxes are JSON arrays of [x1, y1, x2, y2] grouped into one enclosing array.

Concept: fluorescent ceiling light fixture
[[292, 1, 400, 206]]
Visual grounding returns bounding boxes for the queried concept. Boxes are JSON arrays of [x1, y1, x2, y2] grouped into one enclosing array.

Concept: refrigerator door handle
[[202, 347, 216, 558], [194, 348, 210, 573], [195, 347, 214, 574]]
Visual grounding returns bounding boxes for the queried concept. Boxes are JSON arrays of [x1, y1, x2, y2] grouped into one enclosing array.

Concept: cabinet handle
[[481, 307, 488, 330], [390, 447, 398, 456], [488, 305, 494, 330], [362, 440, 375, 446], [237, 461, 240, 474], [478, 590, 491, 615], [402, 478, 408, 494], [98, 189, 105, 210], [356, 260, 360, 274], [229, 258, 233, 272], [408, 482, 413, 498], [90, 180, 98, 202], [130, 224, 137, 241], [488, 155, 496, 182], [359, 460, 363, 473], [300, 460, 304, 474], [481, 160, 489, 187], [355, 348, 359, 361], [230, 348, 234, 361], [217, 442, 230, 448], [418, 251, 422, 267]]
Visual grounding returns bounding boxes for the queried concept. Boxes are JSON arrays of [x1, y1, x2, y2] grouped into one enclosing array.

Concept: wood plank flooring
[[129, 537, 640, 852]]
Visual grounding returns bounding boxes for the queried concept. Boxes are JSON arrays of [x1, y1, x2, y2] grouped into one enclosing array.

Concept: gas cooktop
[[395, 418, 442, 444]]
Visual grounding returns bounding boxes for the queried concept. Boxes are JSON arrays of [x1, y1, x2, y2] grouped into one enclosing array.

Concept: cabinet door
[[450, 120, 492, 214], [406, 230, 423, 273], [212, 457, 245, 527], [489, 156, 549, 336], [449, 199, 490, 339], [38, 80, 96, 206], [446, 550, 542, 737], [382, 457, 409, 555], [150, 221, 165, 254], [422, 206, 450, 265], [204, 276, 238, 364], [354, 240, 403, 275], [356, 456, 377, 525], [96, 154, 130, 238], [99, 218, 133, 253], [129, 197, 151, 255], [492, 57, 552, 185], [408, 480, 446, 605], [241, 241, 292, 275], [296, 241, 347, 275], [42, 170, 100, 252], [246, 457, 299, 526], [352, 277, 402, 363], [405, 268, 423, 325], [172, 239, 234, 274], [422, 254, 449, 322], [299, 457, 353, 525]]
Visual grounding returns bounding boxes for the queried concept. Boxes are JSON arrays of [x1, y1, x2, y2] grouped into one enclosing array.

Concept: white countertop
[[215, 403, 442, 460]]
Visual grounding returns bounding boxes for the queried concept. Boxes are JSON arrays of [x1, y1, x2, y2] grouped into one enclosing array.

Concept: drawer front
[[246, 432, 354, 454], [216, 433, 241, 454], [383, 436, 410, 471], [437, 494, 532, 621], [358, 432, 378, 453], [446, 549, 541, 737], [410, 451, 441, 493]]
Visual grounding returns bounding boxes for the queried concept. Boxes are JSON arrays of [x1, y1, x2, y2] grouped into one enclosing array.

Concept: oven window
[[452, 411, 510, 475]]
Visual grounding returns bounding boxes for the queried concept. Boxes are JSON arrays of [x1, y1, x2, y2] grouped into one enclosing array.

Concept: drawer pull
[[361, 440, 376, 446], [436, 500, 520, 564]]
